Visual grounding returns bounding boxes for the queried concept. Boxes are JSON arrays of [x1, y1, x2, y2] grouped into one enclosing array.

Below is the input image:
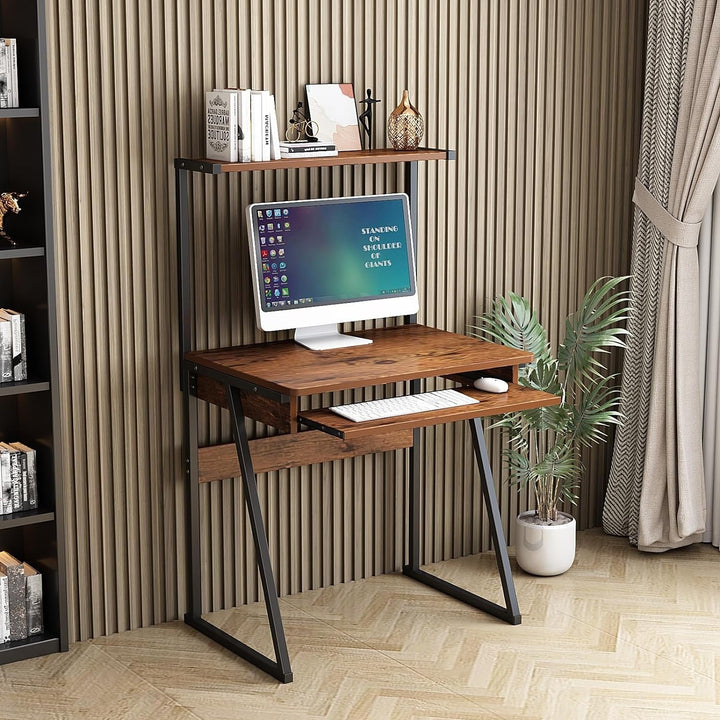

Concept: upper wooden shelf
[[174, 147, 455, 174]]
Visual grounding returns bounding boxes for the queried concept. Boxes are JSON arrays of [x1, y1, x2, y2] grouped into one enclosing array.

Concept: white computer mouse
[[473, 376, 509, 393]]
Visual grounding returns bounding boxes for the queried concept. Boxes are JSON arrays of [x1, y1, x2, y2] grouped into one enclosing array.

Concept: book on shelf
[[0, 551, 26, 640], [0, 444, 22, 513], [0, 442, 37, 514], [10, 442, 36, 509], [213, 88, 253, 163], [249, 90, 264, 162], [0, 557, 43, 643], [0, 571, 8, 643], [209, 87, 281, 163], [238, 89, 251, 162], [0, 447, 11, 515], [0, 318, 11, 382], [23, 563, 42, 636], [0, 308, 26, 382], [259, 90, 272, 162], [0, 39, 18, 109], [0, 443, 23, 511], [205, 90, 238, 162], [267, 94, 281, 161], [279, 141, 338, 158], [0, 41, 7, 109]]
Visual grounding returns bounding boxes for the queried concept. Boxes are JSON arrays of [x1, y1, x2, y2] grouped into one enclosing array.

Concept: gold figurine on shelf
[[387, 90, 424, 151], [0, 191, 28, 246], [285, 102, 320, 142]]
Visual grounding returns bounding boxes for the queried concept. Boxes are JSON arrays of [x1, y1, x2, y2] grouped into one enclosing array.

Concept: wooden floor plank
[[2, 529, 719, 719]]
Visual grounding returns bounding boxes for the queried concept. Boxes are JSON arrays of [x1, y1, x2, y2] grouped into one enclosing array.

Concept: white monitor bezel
[[246, 193, 419, 334]]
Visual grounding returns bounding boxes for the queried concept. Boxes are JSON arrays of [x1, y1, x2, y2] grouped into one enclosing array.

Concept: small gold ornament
[[387, 90, 424, 151], [0, 191, 28, 246]]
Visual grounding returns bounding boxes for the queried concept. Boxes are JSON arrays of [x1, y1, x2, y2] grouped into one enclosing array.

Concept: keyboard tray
[[299, 385, 560, 440]]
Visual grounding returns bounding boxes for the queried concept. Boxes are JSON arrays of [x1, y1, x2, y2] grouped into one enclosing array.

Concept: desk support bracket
[[403, 417, 521, 625], [184, 378, 293, 683]]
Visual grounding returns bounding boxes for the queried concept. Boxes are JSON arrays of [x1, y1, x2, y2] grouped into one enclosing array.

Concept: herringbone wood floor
[[0, 530, 718, 719]]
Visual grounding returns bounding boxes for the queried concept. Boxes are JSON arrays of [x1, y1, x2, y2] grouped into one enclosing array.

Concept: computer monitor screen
[[246, 193, 418, 350]]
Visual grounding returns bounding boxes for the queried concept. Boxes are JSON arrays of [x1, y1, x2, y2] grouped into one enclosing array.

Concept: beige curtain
[[699, 191, 720, 548], [635, 0, 720, 551]]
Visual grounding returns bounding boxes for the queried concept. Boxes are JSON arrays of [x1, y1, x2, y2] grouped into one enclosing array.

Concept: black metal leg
[[184, 380, 293, 683], [407, 425, 421, 570], [184, 368, 202, 619], [176, 167, 191, 389], [403, 417, 521, 625], [468, 417, 521, 623]]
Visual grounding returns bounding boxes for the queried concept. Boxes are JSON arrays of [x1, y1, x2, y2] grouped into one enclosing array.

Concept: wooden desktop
[[183, 323, 560, 683]]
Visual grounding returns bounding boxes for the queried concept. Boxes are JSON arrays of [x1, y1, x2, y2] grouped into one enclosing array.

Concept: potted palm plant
[[470, 276, 630, 575]]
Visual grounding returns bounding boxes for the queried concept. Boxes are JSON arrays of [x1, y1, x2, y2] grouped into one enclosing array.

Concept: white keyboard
[[330, 389, 479, 423]]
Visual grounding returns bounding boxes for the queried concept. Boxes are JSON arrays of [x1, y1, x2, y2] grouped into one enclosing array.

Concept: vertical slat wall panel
[[46, 0, 645, 641]]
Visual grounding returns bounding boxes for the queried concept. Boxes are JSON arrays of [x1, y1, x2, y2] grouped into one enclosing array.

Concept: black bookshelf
[[0, 0, 67, 661]]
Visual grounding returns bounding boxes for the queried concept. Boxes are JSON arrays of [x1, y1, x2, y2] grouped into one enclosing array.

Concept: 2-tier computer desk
[[175, 149, 560, 683], [182, 323, 559, 683]]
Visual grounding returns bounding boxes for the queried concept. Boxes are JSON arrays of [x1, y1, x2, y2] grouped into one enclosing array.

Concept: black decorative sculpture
[[358, 89, 381, 150]]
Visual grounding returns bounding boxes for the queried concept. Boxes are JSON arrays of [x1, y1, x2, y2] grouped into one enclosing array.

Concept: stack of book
[[278, 141, 338, 159], [206, 88, 282, 163], [0, 39, 19, 109], [0, 442, 37, 515], [0, 308, 25, 383], [0, 551, 43, 642]]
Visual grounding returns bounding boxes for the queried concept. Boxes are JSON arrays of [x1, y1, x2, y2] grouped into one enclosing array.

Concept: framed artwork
[[305, 83, 362, 151]]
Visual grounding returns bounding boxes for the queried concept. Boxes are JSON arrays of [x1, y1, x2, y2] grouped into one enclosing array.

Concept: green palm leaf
[[558, 276, 630, 386], [503, 448, 533, 488], [532, 442, 581, 483], [569, 375, 624, 447], [470, 292, 551, 367]]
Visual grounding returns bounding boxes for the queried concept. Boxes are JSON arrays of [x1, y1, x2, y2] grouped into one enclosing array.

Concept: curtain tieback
[[632, 178, 700, 248]]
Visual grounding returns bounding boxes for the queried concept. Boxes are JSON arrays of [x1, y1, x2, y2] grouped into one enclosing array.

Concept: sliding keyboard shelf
[[299, 385, 560, 440]]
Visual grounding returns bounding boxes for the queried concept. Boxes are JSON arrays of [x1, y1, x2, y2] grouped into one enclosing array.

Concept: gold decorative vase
[[387, 90, 424, 151]]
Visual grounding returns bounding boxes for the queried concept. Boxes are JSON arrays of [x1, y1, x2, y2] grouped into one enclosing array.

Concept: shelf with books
[[0, 0, 67, 664], [175, 147, 455, 175], [0, 508, 53, 529], [0, 379, 49, 397]]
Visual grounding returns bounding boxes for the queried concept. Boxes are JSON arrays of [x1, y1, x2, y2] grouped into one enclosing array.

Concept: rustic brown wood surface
[[298, 385, 560, 439], [177, 148, 449, 174], [196, 376, 296, 433], [198, 429, 414, 481], [185, 325, 535, 397]]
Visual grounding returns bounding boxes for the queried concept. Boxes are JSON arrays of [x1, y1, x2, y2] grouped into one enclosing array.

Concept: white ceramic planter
[[515, 510, 576, 576]]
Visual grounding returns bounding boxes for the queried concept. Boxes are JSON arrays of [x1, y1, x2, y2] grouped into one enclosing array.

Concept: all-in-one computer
[[246, 193, 418, 350]]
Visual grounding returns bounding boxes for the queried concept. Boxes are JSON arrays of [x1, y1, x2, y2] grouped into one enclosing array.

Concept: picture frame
[[304, 83, 362, 151]]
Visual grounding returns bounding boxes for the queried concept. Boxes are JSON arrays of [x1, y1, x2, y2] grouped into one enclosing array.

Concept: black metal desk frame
[[176, 152, 520, 685]]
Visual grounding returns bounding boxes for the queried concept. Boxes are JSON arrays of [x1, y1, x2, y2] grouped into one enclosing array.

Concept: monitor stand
[[294, 324, 374, 351]]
